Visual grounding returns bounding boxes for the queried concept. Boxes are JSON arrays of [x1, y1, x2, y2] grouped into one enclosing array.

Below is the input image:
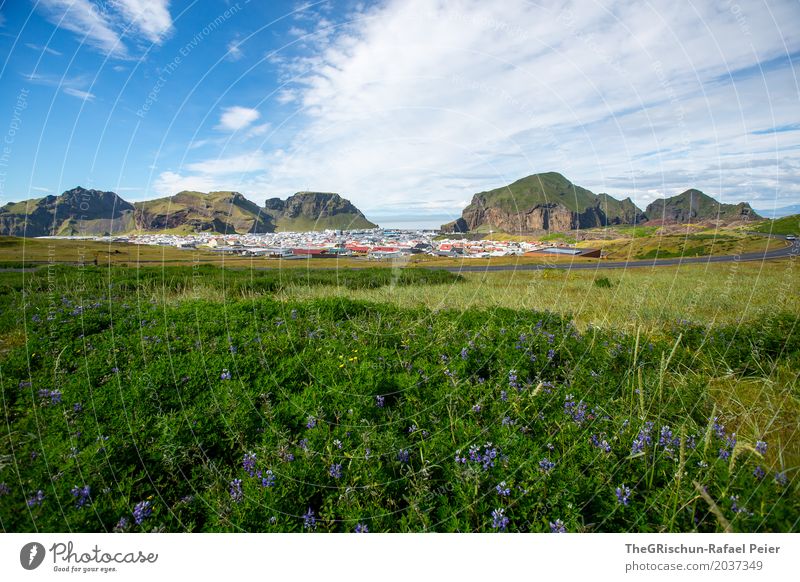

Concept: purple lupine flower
[[302, 507, 316, 530], [549, 519, 566, 533], [495, 482, 511, 496], [775, 472, 788, 486], [658, 426, 673, 448], [364, 448, 371, 460], [397, 449, 410, 464], [563, 394, 587, 425], [712, 417, 726, 439], [547, 349, 555, 361], [242, 452, 257, 477], [539, 458, 555, 473], [491, 508, 509, 531], [501, 416, 515, 426], [508, 370, 518, 389], [114, 516, 129, 532], [718, 448, 730, 461], [730, 495, 742, 514], [229, 478, 243, 503], [375, 395, 385, 408], [753, 466, 765, 480], [329, 463, 342, 479], [354, 523, 369, 533], [132, 501, 152, 524], [615, 484, 632, 506], [257, 469, 275, 488], [631, 422, 654, 455], [71, 485, 91, 508], [73, 402, 83, 413], [755, 440, 767, 455], [26, 490, 45, 507], [460, 347, 469, 360], [0, 482, 9, 496], [500, 390, 507, 402], [220, 369, 232, 380], [306, 416, 317, 429], [591, 434, 612, 453], [472, 404, 481, 413], [298, 438, 309, 450]]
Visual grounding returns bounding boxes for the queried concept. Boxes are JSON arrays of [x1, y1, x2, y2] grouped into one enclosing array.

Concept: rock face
[[0, 187, 135, 236], [265, 192, 378, 231], [645, 189, 760, 223], [134, 191, 274, 234], [1, 188, 377, 236], [441, 172, 645, 233]]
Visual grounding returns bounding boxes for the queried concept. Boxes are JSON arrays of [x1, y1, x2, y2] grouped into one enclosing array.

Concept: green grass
[[753, 214, 800, 237], [0, 264, 797, 533]]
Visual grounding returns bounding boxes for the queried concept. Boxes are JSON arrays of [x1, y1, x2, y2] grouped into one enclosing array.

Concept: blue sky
[[0, 0, 798, 227]]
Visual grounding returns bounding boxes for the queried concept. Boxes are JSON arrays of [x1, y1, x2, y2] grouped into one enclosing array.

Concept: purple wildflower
[[460, 347, 469, 360], [257, 469, 275, 487], [753, 466, 765, 480], [775, 472, 788, 486], [491, 508, 509, 531], [220, 369, 232, 380], [397, 449, 410, 464], [472, 404, 481, 413], [71, 485, 91, 508], [26, 490, 45, 507], [242, 452, 257, 477], [615, 484, 632, 506], [375, 395, 385, 408], [329, 463, 342, 479], [508, 370, 518, 389], [132, 501, 152, 525], [114, 516, 129, 532], [755, 440, 767, 455], [0, 482, 9, 496], [549, 519, 566, 533], [73, 402, 82, 413], [495, 482, 511, 496], [539, 458, 556, 473], [302, 507, 316, 530], [306, 416, 317, 429], [354, 523, 369, 533], [229, 479, 243, 503]]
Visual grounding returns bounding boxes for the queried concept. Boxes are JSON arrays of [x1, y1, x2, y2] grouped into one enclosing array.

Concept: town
[[39, 229, 602, 259]]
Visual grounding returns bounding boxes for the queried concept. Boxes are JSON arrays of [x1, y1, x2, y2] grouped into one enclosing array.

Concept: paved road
[[433, 236, 799, 273]]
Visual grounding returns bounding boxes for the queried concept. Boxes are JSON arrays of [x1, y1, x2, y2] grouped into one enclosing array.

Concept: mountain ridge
[[0, 188, 377, 236], [441, 173, 760, 233]]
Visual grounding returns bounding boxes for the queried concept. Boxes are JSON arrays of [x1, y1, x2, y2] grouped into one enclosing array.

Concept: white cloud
[[247, 123, 272, 138], [63, 87, 96, 101], [25, 43, 63, 56], [253, 0, 800, 213], [185, 151, 270, 175], [110, 0, 173, 44], [37, 0, 172, 58], [215, 106, 261, 132], [38, 0, 126, 57], [227, 39, 243, 61]]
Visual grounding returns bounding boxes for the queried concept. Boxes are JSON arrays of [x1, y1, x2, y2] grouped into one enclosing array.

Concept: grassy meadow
[[0, 259, 798, 533]]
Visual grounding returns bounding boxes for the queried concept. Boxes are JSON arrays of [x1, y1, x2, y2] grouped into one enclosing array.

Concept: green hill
[[134, 191, 273, 234], [645, 189, 760, 223], [265, 191, 377, 231], [441, 172, 645, 232], [0, 187, 134, 236], [752, 213, 800, 236]]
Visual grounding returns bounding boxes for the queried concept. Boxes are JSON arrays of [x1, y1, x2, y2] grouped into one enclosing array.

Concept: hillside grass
[[752, 214, 800, 237], [0, 265, 797, 533]]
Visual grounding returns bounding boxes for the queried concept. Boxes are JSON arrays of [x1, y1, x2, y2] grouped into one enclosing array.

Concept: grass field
[[0, 261, 798, 533]]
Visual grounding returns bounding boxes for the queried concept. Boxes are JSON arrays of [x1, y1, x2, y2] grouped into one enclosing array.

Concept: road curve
[[432, 237, 799, 273]]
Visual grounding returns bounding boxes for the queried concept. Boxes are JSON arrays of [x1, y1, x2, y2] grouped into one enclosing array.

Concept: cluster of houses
[[62, 229, 601, 259]]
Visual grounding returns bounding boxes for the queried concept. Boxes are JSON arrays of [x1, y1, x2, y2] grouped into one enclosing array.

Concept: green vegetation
[[753, 214, 800, 237], [0, 264, 797, 532]]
